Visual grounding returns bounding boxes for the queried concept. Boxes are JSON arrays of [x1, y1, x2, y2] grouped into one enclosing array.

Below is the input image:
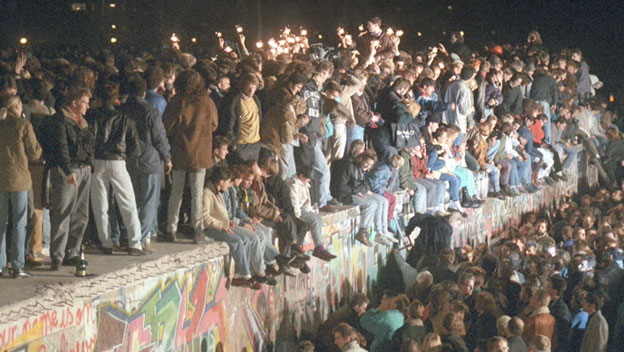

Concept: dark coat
[[90, 105, 141, 161], [507, 335, 527, 352], [44, 109, 94, 175], [442, 333, 469, 352], [121, 95, 171, 174], [549, 298, 572, 352], [330, 157, 369, 204]]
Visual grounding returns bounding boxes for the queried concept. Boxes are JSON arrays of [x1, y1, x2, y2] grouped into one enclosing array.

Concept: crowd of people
[[297, 187, 624, 352], [0, 14, 623, 349]]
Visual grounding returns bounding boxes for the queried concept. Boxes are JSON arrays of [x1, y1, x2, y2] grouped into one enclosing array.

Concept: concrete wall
[[0, 161, 597, 352]]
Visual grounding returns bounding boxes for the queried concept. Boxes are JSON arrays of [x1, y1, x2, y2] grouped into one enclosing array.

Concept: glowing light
[[447, 5, 453, 10], [19, 37, 28, 45], [283, 27, 291, 35], [256, 41, 263, 48], [236, 25, 243, 33], [191, 37, 197, 43], [337, 27, 345, 36], [300, 29, 307, 36], [396, 30, 404, 37], [318, 34, 323, 39], [111, 24, 116, 29], [460, 31, 464, 37], [224, 46, 232, 53], [386, 27, 394, 36], [109, 3, 116, 8], [110, 37, 117, 43], [215, 32, 222, 38], [170, 33, 179, 43], [417, 32, 422, 37], [610, 94, 615, 103], [358, 24, 365, 32]]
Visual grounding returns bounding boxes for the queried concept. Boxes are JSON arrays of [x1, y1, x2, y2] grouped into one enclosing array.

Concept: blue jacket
[[121, 96, 171, 174], [426, 149, 446, 173], [146, 90, 167, 118], [367, 162, 392, 194], [223, 187, 252, 224]]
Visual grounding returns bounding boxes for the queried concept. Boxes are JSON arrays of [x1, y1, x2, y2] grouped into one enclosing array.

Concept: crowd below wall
[[0, 12, 623, 352]]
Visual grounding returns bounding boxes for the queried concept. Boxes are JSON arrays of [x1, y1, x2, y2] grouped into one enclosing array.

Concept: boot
[[461, 188, 477, 208]]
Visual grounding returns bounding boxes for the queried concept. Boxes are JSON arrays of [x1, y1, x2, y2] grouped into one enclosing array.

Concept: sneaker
[[128, 248, 147, 256], [374, 235, 391, 246], [266, 265, 281, 277], [383, 232, 399, 243], [312, 247, 337, 261], [41, 247, 50, 257], [291, 245, 311, 261], [231, 277, 254, 288], [254, 274, 277, 286], [355, 229, 373, 247], [12, 268, 31, 278]]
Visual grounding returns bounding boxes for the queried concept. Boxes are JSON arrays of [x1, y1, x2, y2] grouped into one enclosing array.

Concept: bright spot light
[[111, 24, 116, 29], [109, 3, 116, 8], [417, 32, 422, 37], [610, 94, 615, 103], [318, 34, 323, 39], [19, 37, 28, 45], [110, 37, 117, 43], [447, 5, 453, 10], [256, 41, 263, 48], [191, 38, 197, 43]]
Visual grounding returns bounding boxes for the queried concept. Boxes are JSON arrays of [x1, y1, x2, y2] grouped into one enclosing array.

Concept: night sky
[[1, 0, 623, 95]]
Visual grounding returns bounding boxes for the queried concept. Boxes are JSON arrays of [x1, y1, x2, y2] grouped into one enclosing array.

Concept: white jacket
[[286, 176, 314, 218], [443, 79, 474, 133]]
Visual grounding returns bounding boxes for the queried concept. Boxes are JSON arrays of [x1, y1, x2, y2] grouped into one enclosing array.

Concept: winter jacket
[[523, 307, 555, 343], [90, 105, 141, 161], [44, 107, 94, 175], [580, 310, 608, 352], [0, 113, 42, 192], [260, 87, 307, 154], [503, 83, 523, 115], [121, 95, 171, 174], [443, 79, 474, 133], [530, 72, 559, 105], [163, 93, 218, 170], [330, 157, 369, 204], [202, 182, 230, 230]]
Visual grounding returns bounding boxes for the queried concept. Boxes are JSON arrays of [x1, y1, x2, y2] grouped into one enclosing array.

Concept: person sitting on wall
[[202, 166, 274, 289]]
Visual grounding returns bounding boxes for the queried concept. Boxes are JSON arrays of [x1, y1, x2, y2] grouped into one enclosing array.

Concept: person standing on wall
[[0, 95, 42, 278], [45, 87, 94, 271]]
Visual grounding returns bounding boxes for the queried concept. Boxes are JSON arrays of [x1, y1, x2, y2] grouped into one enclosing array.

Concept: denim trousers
[[131, 172, 161, 244], [0, 191, 28, 270], [439, 173, 460, 201], [486, 164, 501, 192], [350, 194, 378, 232]]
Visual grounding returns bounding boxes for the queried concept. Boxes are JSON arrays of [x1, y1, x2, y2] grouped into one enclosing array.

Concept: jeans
[[233, 226, 266, 275], [368, 193, 388, 236], [253, 223, 279, 262], [50, 166, 91, 264], [279, 143, 296, 180], [486, 164, 501, 192], [350, 194, 378, 231], [131, 172, 161, 244], [346, 124, 365, 151], [411, 182, 427, 214], [415, 178, 446, 209], [554, 143, 578, 169], [313, 140, 332, 208], [167, 169, 205, 235], [439, 173, 460, 201], [42, 208, 50, 249], [0, 191, 28, 270], [298, 210, 323, 246], [453, 166, 477, 197], [510, 158, 531, 187], [204, 227, 251, 277], [91, 160, 142, 250]]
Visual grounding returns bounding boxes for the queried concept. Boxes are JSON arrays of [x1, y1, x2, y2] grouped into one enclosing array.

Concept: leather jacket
[[90, 105, 141, 160]]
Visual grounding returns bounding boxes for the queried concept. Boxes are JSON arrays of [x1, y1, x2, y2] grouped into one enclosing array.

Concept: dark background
[[1, 0, 623, 97]]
